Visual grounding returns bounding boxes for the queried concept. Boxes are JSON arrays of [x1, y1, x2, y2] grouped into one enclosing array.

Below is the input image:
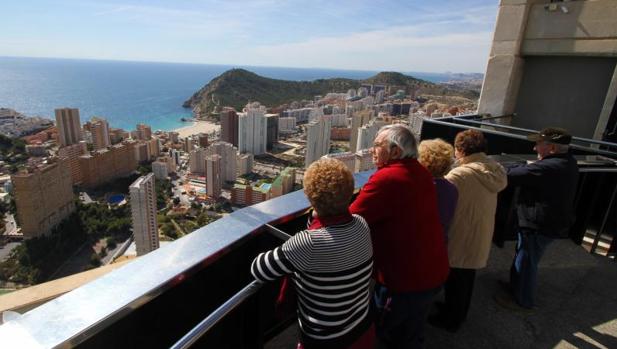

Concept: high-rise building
[[205, 141, 237, 183], [322, 152, 356, 173], [238, 102, 267, 155], [109, 128, 128, 145], [135, 143, 149, 163], [197, 133, 209, 148], [152, 161, 169, 180], [168, 131, 180, 144], [58, 141, 88, 185], [147, 137, 161, 159], [80, 140, 138, 188], [265, 114, 279, 150], [136, 124, 152, 141], [11, 158, 75, 239], [130, 173, 159, 256], [220, 108, 239, 147], [355, 149, 375, 173], [270, 167, 296, 198], [90, 117, 110, 150], [55, 108, 83, 147], [189, 148, 207, 175], [278, 117, 297, 134], [349, 110, 372, 153], [205, 154, 222, 198], [305, 115, 332, 168], [183, 137, 195, 153], [308, 108, 323, 123], [330, 114, 348, 128], [237, 153, 254, 176], [356, 120, 382, 151]]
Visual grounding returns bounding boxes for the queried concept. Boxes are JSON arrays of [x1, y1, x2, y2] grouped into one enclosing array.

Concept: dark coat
[[506, 153, 579, 238]]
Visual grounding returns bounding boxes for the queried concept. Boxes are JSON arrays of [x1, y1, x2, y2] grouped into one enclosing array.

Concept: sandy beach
[[174, 120, 220, 138]]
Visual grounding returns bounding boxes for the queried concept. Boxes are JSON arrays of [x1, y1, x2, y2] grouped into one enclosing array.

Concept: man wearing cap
[[496, 128, 579, 310]]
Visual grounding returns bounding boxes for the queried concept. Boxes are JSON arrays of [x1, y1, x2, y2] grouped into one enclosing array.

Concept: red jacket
[[350, 158, 449, 292]]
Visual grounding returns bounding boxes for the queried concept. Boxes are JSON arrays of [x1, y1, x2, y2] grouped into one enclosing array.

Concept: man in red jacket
[[350, 124, 449, 349]]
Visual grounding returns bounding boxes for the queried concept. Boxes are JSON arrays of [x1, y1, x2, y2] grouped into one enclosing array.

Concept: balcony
[[0, 116, 615, 348]]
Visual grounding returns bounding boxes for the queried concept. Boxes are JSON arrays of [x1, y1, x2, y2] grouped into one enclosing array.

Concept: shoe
[[427, 314, 460, 333], [493, 290, 534, 314]]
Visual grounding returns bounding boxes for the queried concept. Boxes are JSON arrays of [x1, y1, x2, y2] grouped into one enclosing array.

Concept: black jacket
[[506, 153, 579, 238]]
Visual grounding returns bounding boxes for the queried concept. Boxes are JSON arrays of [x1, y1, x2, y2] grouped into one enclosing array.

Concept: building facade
[[11, 158, 75, 239], [80, 140, 138, 188], [220, 108, 239, 147], [130, 173, 159, 256], [237, 153, 254, 175], [305, 115, 332, 168], [270, 167, 296, 198], [205, 154, 222, 198], [90, 118, 111, 150], [58, 141, 88, 185], [55, 108, 83, 147], [238, 103, 267, 155]]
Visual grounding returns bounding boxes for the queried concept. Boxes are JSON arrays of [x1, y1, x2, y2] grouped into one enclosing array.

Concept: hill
[[183, 69, 479, 117]]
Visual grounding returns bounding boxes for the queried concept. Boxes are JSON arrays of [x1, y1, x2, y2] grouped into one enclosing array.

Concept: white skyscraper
[[356, 119, 386, 151], [205, 141, 237, 183], [238, 102, 267, 155], [349, 111, 372, 153], [130, 173, 159, 256], [305, 115, 332, 168]]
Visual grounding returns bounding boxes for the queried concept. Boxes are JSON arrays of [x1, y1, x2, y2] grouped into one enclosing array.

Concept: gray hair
[[377, 124, 418, 159]]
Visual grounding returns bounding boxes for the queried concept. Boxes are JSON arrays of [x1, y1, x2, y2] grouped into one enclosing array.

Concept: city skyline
[[1, 0, 497, 73]]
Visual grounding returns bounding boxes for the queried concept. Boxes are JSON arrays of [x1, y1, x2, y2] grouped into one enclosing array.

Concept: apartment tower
[[130, 173, 159, 256], [55, 108, 83, 147]]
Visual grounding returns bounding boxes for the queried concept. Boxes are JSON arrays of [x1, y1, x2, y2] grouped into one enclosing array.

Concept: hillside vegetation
[[183, 69, 479, 117]]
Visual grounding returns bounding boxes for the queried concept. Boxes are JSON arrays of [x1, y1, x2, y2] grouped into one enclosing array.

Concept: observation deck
[[0, 116, 615, 349]]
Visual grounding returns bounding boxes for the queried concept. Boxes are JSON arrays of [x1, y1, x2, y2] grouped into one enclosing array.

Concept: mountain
[[183, 69, 479, 117]]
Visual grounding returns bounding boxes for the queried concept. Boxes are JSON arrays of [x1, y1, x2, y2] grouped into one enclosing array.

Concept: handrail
[[451, 116, 617, 149], [422, 118, 617, 158], [170, 226, 293, 349], [170, 280, 264, 349]]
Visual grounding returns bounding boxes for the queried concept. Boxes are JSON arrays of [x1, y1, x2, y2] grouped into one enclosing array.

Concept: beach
[[174, 120, 220, 138]]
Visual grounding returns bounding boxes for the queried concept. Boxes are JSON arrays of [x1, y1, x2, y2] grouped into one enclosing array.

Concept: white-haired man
[[350, 124, 449, 349]]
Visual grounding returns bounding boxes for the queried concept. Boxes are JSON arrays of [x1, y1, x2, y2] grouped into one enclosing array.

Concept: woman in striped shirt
[[251, 158, 374, 349]]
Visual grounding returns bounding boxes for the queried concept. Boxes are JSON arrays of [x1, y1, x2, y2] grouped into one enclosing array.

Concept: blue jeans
[[372, 283, 440, 349], [510, 229, 553, 308]]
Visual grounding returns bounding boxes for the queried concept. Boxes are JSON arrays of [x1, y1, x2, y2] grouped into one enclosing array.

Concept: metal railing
[[170, 224, 292, 349]]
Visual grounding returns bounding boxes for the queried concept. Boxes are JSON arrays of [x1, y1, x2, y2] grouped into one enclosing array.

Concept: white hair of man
[[377, 124, 418, 159]]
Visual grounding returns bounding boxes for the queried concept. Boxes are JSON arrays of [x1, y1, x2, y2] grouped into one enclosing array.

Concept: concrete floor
[[266, 240, 617, 349]]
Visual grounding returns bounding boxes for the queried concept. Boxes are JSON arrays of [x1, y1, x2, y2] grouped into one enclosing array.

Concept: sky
[[0, 0, 499, 73]]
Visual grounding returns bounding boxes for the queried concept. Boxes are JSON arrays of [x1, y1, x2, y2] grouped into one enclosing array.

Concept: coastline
[[173, 120, 220, 138]]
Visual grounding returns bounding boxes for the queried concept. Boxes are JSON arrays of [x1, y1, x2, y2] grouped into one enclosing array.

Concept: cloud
[[244, 25, 492, 72]]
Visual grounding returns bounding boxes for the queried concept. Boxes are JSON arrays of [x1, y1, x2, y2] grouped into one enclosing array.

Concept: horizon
[[0, 55, 485, 76], [1, 0, 497, 73]]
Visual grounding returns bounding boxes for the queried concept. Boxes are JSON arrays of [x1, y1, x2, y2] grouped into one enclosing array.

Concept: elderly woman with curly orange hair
[[418, 138, 458, 241], [251, 158, 375, 349]]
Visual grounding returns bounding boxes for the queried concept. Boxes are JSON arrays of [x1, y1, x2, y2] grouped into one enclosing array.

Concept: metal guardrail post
[[590, 180, 617, 254]]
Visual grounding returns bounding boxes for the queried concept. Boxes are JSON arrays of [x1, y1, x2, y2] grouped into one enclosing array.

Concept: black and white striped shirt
[[251, 214, 373, 347]]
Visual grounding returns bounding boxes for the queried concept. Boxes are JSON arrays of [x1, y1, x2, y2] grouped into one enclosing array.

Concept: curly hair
[[418, 139, 455, 177], [303, 158, 354, 217], [454, 129, 487, 156]]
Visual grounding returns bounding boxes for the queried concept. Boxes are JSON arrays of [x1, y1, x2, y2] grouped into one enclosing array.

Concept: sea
[[0, 56, 454, 132]]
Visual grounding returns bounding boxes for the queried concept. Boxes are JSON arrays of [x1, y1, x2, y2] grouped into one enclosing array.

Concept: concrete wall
[[513, 56, 616, 137], [478, 0, 617, 140]]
